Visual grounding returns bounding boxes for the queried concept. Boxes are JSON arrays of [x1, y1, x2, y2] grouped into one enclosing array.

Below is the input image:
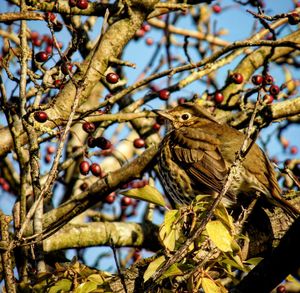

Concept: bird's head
[[154, 102, 218, 129]]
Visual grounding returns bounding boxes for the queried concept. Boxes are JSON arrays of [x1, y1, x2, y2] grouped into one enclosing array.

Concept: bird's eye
[[181, 113, 191, 121]]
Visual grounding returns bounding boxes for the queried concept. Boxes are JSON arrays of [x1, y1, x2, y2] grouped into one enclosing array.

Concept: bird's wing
[[171, 129, 236, 202]]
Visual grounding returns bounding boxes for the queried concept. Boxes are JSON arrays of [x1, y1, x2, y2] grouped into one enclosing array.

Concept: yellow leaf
[[214, 203, 235, 231], [202, 277, 222, 293], [144, 256, 165, 282], [159, 224, 178, 251], [121, 185, 166, 206], [206, 220, 233, 252]]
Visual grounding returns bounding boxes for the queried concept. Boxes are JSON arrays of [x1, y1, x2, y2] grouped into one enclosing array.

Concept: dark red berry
[[79, 161, 90, 175], [82, 122, 96, 133], [276, 285, 286, 293], [133, 138, 145, 148], [105, 192, 116, 204], [263, 74, 274, 85], [263, 94, 274, 104], [231, 73, 243, 84], [47, 145, 56, 154], [76, 0, 89, 9], [35, 51, 48, 63], [53, 21, 63, 32], [158, 89, 170, 100], [121, 196, 132, 207], [214, 92, 224, 104], [96, 137, 112, 150], [251, 75, 263, 85], [87, 136, 97, 148], [2, 182, 10, 192], [269, 84, 280, 96], [153, 123, 161, 131], [69, 0, 77, 7], [288, 13, 300, 25], [290, 146, 298, 155], [90, 163, 101, 176], [61, 62, 73, 75], [54, 79, 63, 88], [80, 182, 89, 191], [106, 72, 119, 84], [34, 111, 48, 123], [212, 4, 222, 13]]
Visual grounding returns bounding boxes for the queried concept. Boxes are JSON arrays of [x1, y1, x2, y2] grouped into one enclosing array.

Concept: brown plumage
[[156, 102, 299, 218]]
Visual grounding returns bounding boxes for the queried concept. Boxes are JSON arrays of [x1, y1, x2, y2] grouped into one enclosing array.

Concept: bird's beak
[[153, 109, 174, 121]]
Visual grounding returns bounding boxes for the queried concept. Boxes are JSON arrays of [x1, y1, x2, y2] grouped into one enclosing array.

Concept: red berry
[[252, 75, 263, 85], [76, 0, 89, 9], [158, 89, 170, 100], [214, 92, 224, 104], [35, 51, 48, 62], [105, 192, 116, 204], [82, 122, 96, 133], [0, 178, 6, 185], [46, 12, 56, 22], [142, 23, 151, 32], [44, 154, 51, 164], [276, 285, 286, 293], [2, 182, 10, 192], [61, 62, 73, 75], [288, 13, 300, 25], [96, 137, 112, 150], [133, 138, 145, 148], [46, 145, 56, 154], [152, 123, 161, 131], [177, 97, 187, 104], [212, 4, 222, 13], [135, 29, 145, 38], [281, 137, 289, 149], [231, 73, 243, 84], [79, 161, 90, 175], [45, 46, 53, 55], [90, 163, 101, 176], [263, 74, 274, 85], [290, 146, 298, 155], [32, 38, 42, 47], [80, 182, 89, 191], [106, 72, 119, 84], [263, 94, 274, 104], [54, 79, 63, 88], [31, 31, 39, 40], [69, 0, 77, 7], [269, 84, 280, 96], [34, 111, 48, 123], [121, 196, 132, 207], [146, 38, 153, 45]]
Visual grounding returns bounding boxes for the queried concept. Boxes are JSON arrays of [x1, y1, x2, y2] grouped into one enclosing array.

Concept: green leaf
[[144, 256, 165, 282], [202, 277, 222, 293], [121, 185, 166, 206], [162, 263, 183, 279], [74, 281, 97, 293], [214, 203, 235, 231], [159, 224, 178, 251], [87, 273, 105, 284], [206, 220, 233, 252], [48, 279, 72, 293], [164, 210, 178, 234], [245, 257, 263, 266]]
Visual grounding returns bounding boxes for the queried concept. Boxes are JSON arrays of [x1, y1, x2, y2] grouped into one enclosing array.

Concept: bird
[[155, 102, 299, 219]]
